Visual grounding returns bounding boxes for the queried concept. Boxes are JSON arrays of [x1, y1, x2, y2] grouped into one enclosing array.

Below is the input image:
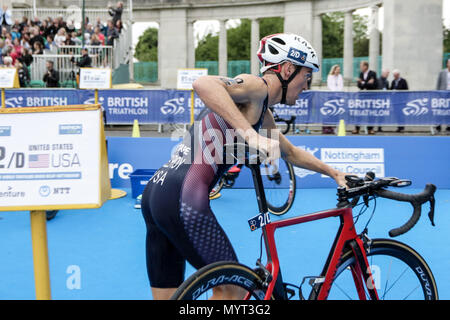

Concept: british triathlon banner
[[4, 89, 450, 125], [106, 136, 450, 189], [4, 89, 93, 108]]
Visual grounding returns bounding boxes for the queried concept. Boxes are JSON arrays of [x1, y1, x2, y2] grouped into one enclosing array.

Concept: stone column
[[312, 14, 323, 84], [369, 5, 380, 75], [159, 9, 188, 88], [250, 18, 260, 75], [218, 19, 228, 77], [284, 1, 313, 40], [343, 10, 354, 84], [187, 20, 195, 68], [382, 0, 442, 90]]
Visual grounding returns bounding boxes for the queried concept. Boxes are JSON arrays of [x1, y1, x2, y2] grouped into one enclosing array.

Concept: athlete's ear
[[281, 62, 293, 80]]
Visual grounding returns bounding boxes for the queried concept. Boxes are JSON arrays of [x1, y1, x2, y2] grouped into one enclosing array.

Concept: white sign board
[[0, 68, 17, 88], [177, 68, 208, 90], [79, 68, 112, 89], [0, 108, 104, 209]]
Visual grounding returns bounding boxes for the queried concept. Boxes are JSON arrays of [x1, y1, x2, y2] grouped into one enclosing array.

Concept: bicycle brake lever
[[428, 194, 436, 227]]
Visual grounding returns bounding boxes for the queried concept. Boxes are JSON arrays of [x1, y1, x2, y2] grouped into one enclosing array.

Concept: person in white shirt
[[323, 64, 344, 134], [54, 28, 67, 48], [327, 64, 344, 91]]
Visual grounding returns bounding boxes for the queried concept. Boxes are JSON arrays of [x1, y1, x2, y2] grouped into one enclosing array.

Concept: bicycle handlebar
[[375, 184, 436, 237], [338, 173, 437, 237]]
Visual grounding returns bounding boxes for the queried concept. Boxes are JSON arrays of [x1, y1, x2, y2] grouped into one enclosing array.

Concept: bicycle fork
[[348, 237, 379, 300]]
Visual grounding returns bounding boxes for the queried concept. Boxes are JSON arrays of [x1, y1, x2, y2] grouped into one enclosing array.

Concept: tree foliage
[[195, 17, 284, 61], [322, 12, 370, 58], [134, 27, 158, 62]]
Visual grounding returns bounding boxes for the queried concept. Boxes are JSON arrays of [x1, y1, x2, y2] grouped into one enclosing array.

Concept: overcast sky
[[132, 0, 450, 49]]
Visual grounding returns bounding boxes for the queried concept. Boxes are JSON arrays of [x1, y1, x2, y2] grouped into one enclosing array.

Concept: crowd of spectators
[[0, 2, 124, 87]]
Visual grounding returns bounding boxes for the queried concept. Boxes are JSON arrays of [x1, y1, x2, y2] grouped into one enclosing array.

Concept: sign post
[[0, 68, 19, 108], [176, 68, 208, 125], [0, 104, 111, 299]]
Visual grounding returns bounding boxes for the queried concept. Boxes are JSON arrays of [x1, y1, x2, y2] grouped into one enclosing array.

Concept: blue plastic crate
[[129, 169, 156, 198]]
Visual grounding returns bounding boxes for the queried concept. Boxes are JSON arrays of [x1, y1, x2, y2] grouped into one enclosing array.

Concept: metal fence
[[11, 8, 130, 26], [31, 50, 113, 85]]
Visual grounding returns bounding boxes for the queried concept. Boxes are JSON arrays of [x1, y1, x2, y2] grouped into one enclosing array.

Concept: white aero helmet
[[257, 33, 320, 73]]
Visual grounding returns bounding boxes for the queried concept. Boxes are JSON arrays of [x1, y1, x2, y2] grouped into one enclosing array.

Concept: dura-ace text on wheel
[[170, 261, 268, 300]]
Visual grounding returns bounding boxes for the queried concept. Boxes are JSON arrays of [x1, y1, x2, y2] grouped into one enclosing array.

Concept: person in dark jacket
[[106, 20, 119, 46], [108, 2, 123, 25], [354, 61, 378, 135], [377, 69, 390, 90], [43, 60, 59, 87], [390, 69, 409, 133]]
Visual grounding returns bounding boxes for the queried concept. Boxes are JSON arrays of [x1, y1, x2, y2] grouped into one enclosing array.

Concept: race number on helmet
[[257, 33, 320, 73]]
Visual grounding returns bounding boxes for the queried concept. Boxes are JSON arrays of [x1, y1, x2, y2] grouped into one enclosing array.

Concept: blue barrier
[[107, 136, 450, 190], [5, 89, 450, 125]]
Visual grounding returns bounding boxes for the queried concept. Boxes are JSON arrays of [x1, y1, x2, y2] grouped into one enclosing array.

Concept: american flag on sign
[[29, 154, 50, 168]]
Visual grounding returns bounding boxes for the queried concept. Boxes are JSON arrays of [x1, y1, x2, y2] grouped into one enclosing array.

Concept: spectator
[[390, 69, 408, 90], [389, 69, 409, 133], [29, 27, 45, 49], [19, 47, 32, 67], [12, 37, 22, 56], [323, 64, 344, 134], [32, 41, 44, 55], [327, 64, 344, 91], [354, 61, 378, 135], [85, 23, 94, 36], [45, 34, 57, 53], [106, 20, 119, 46], [15, 60, 29, 87], [64, 33, 75, 46], [71, 31, 82, 46], [11, 26, 21, 42], [377, 69, 390, 90], [43, 60, 59, 87], [54, 28, 67, 47], [71, 47, 92, 76], [435, 59, 450, 133], [116, 20, 123, 33], [0, 5, 12, 33], [94, 27, 105, 45], [65, 21, 76, 35], [90, 34, 101, 47], [20, 33, 31, 50], [108, 2, 124, 25], [2, 56, 13, 67]]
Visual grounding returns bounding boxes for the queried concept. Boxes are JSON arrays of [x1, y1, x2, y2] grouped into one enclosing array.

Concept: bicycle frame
[[248, 164, 379, 300]]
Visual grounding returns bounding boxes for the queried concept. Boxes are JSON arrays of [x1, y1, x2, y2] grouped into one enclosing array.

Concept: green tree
[[134, 27, 158, 61], [322, 12, 370, 58], [444, 26, 450, 53]]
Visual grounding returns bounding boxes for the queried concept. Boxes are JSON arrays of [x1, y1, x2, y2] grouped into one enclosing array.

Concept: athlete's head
[[257, 33, 319, 105]]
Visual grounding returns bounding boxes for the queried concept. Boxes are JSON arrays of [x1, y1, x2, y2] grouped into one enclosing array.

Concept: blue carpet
[[0, 187, 449, 300]]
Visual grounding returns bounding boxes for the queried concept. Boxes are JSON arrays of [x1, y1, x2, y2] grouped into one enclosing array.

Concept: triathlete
[[141, 33, 348, 299]]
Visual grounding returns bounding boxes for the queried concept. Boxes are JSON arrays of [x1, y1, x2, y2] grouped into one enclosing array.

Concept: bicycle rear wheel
[[261, 159, 296, 216], [310, 239, 438, 300], [170, 261, 268, 300]]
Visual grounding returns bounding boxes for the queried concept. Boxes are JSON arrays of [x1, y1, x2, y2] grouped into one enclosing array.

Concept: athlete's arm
[[193, 74, 279, 160], [261, 110, 347, 186]]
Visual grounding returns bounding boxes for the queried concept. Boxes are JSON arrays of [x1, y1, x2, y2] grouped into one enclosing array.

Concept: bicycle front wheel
[[310, 239, 438, 300], [261, 159, 296, 216], [170, 261, 268, 300]]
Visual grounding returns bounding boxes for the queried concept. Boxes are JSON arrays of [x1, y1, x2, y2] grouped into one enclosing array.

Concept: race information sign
[[0, 68, 18, 88], [79, 68, 112, 89], [177, 68, 208, 90], [0, 105, 110, 210]]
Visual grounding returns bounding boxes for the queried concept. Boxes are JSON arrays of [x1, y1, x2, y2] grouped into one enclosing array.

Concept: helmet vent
[[268, 44, 279, 55], [271, 37, 286, 45]]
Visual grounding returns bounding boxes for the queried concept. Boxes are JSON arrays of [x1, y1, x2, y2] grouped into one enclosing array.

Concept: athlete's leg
[[151, 287, 177, 300]]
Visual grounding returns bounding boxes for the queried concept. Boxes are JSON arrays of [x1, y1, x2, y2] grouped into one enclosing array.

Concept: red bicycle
[[171, 144, 438, 300]]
